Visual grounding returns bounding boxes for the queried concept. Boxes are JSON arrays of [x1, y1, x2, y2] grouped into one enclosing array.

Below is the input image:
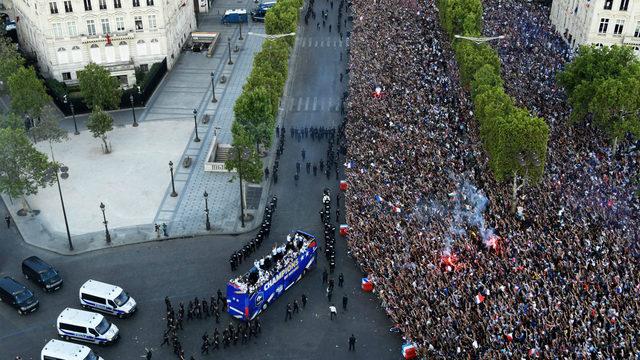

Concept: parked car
[[22, 256, 63, 292], [79, 279, 137, 318], [57, 307, 120, 345], [0, 276, 39, 314], [41, 339, 104, 360]]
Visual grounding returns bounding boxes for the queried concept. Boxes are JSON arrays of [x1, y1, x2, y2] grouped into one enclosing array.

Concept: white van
[[41, 339, 104, 360], [56, 308, 119, 345], [79, 280, 137, 318]]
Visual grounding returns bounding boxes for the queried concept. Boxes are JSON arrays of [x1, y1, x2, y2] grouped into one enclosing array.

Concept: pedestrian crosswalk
[[298, 37, 344, 48], [285, 96, 342, 112]]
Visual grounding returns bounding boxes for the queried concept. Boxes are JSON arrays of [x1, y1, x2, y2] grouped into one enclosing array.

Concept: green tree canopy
[[78, 63, 122, 110], [440, 0, 483, 37], [454, 40, 501, 86], [558, 45, 640, 143], [244, 65, 285, 117], [225, 122, 263, 184], [265, 0, 300, 45], [86, 107, 114, 153], [234, 87, 275, 149], [7, 66, 51, 119], [253, 39, 291, 77], [29, 107, 68, 144], [471, 63, 504, 100], [0, 126, 55, 199], [0, 37, 24, 86]]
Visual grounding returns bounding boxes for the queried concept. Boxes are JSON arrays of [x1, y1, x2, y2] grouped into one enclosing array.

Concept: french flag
[[475, 293, 485, 304], [391, 205, 402, 213], [345, 161, 355, 169]]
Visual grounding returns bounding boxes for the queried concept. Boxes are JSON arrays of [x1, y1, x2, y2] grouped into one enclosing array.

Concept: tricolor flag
[[391, 205, 402, 213], [345, 161, 355, 169], [505, 333, 513, 342], [475, 293, 485, 304], [374, 195, 384, 203]]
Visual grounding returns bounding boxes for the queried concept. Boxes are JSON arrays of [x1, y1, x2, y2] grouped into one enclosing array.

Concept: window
[[62, 72, 72, 80], [116, 16, 124, 31], [67, 21, 77, 36], [87, 19, 96, 35], [99, 0, 106, 9], [595, 43, 604, 49], [81, 293, 106, 304], [614, 19, 624, 35], [63, 0, 72, 12], [148, 15, 157, 30], [139, 63, 149, 72], [101, 18, 110, 33], [619, 0, 629, 11], [604, 0, 612, 10], [146, 0, 153, 5], [57, 48, 69, 64], [49, 2, 58, 13], [134, 16, 143, 30], [84, 0, 92, 10], [599, 18, 609, 34], [133, 0, 140, 6], [118, 41, 129, 61], [634, 46, 640, 56], [634, 21, 640, 37], [89, 328, 99, 336], [113, 0, 121, 8], [72, 46, 83, 62], [59, 323, 87, 333], [52, 22, 64, 38]]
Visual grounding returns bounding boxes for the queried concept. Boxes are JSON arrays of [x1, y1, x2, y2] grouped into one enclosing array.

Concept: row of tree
[[438, 0, 549, 210], [225, 0, 302, 182]]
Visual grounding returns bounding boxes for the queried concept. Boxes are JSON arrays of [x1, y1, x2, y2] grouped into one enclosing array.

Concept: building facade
[[12, 0, 196, 87], [550, 0, 640, 56]]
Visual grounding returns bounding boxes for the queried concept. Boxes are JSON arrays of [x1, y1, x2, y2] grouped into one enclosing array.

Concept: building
[[550, 0, 640, 56], [11, 0, 196, 87]]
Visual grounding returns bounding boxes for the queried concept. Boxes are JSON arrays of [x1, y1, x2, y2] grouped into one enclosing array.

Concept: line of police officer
[[229, 196, 277, 271], [320, 189, 337, 273]]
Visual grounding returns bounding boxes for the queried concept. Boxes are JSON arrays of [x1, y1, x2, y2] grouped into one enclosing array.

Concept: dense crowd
[[343, 0, 639, 358]]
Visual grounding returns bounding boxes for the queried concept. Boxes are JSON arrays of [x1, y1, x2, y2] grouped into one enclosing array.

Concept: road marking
[[313, 97, 317, 111], [288, 97, 295, 111], [338, 40, 343, 47], [314, 40, 318, 47], [305, 97, 310, 111], [308, 39, 312, 47], [297, 97, 303, 111], [321, 40, 325, 47]]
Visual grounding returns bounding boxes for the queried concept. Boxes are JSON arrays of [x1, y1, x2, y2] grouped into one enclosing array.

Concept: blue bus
[[227, 231, 318, 321]]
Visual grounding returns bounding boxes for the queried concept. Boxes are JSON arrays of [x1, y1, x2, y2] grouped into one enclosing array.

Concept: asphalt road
[[0, 4, 403, 360]]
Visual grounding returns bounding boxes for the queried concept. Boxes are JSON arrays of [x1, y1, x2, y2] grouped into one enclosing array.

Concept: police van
[[79, 280, 136, 318], [57, 308, 119, 345], [250, 1, 276, 22], [41, 339, 104, 360]]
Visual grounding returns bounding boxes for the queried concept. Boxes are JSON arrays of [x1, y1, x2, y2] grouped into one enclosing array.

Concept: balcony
[[622, 35, 640, 46], [81, 31, 135, 44]]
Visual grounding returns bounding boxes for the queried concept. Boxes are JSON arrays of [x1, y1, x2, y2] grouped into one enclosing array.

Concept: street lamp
[[192, 108, 201, 142], [204, 190, 211, 231], [453, 34, 505, 44], [129, 93, 138, 127], [210, 72, 217, 103], [46, 161, 73, 251], [227, 37, 234, 65], [99, 202, 111, 244], [169, 161, 178, 197], [239, 21, 243, 40], [236, 147, 250, 227], [63, 94, 80, 135]]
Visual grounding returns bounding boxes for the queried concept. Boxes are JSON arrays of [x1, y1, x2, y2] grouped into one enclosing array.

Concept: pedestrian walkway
[[2, 1, 276, 254]]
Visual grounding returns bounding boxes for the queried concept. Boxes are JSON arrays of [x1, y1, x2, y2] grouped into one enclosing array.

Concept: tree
[[439, 0, 483, 37], [589, 76, 640, 152], [0, 112, 24, 130], [0, 126, 56, 212], [473, 86, 515, 171], [234, 87, 275, 151], [254, 39, 291, 77], [29, 106, 68, 144], [265, 0, 300, 45], [7, 66, 51, 119], [244, 66, 285, 117], [558, 44, 640, 127], [78, 63, 122, 110], [471, 64, 504, 100], [225, 122, 264, 184], [86, 107, 114, 153], [493, 108, 549, 212], [0, 37, 24, 86], [454, 40, 501, 86]]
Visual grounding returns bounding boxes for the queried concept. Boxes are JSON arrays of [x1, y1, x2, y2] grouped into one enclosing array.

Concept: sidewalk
[[3, 2, 285, 254]]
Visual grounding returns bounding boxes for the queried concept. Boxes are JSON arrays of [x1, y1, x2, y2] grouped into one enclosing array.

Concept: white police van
[[41, 339, 104, 360], [79, 280, 136, 318], [56, 308, 119, 345]]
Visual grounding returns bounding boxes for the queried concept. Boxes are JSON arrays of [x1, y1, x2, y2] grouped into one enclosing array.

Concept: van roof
[[57, 307, 104, 328], [80, 279, 122, 300], [22, 256, 52, 272], [0, 276, 26, 294], [42, 339, 92, 358], [225, 8, 247, 15]]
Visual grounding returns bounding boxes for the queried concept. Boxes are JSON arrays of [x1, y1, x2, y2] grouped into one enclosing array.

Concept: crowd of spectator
[[343, 0, 639, 357]]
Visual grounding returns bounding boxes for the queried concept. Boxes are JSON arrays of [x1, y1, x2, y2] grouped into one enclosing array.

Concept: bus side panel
[[226, 283, 248, 319]]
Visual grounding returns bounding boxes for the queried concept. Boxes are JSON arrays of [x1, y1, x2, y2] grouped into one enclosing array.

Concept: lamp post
[[239, 21, 243, 40], [204, 190, 211, 231], [236, 147, 250, 227], [169, 161, 178, 197], [63, 94, 80, 135], [210, 71, 217, 103], [47, 152, 73, 251], [192, 108, 201, 142], [99, 202, 111, 244], [227, 37, 233, 65], [129, 94, 138, 127]]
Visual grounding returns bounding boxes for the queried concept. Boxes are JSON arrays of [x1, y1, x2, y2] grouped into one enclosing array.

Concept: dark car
[[0, 276, 39, 315], [22, 256, 63, 292]]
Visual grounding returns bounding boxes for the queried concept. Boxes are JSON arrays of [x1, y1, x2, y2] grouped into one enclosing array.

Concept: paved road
[[0, 2, 403, 359]]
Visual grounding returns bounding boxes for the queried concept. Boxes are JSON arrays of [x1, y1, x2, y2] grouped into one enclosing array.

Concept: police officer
[[293, 300, 300, 313], [285, 303, 292, 321], [313, 164, 318, 176], [322, 268, 329, 285], [306, 162, 311, 173], [302, 294, 308, 308], [338, 273, 344, 287], [342, 294, 348, 310], [348, 334, 356, 351]]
